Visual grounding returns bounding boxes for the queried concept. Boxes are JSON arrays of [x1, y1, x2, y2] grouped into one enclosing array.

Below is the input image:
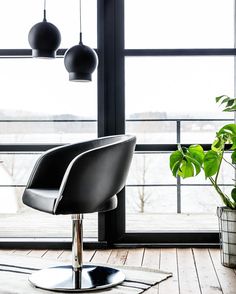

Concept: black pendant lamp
[[28, 0, 61, 58], [64, 0, 98, 81]]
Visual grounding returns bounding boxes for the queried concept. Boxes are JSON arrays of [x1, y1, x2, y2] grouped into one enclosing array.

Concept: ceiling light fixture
[[28, 0, 61, 58], [64, 0, 98, 82]]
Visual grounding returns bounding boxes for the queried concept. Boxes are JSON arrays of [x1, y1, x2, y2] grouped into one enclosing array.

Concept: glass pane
[[126, 121, 176, 144], [181, 120, 234, 144], [126, 212, 218, 231], [0, 0, 97, 48], [126, 186, 218, 231], [181, 186, 223, 213], [125, 0, 234, 48], [0, 154, 40, 186], [0, 59, 97, 143], [0, 188, 97, 238], [0, 122, 97, 144], [127, 153, 176, 185], [125, 57, 234, 142], [126, 186, 177, 214]]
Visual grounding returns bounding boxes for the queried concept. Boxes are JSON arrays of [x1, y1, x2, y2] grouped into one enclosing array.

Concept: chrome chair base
[[29, 264, 125, 292]]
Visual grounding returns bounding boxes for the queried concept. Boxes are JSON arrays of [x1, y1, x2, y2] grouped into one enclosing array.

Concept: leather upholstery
[[22, 135, 136, 215]]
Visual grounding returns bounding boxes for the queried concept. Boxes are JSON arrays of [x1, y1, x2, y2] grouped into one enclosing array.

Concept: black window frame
[[97, 0, 236, 247]]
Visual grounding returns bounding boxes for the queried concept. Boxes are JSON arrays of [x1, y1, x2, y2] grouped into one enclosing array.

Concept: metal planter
[[217, 206, 236, 268]]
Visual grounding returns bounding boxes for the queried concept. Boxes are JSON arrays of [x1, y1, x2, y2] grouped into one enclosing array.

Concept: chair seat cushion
[[23, 189, 117, 214], [23, 189, 58, 214], [97, 195, 117, 212]]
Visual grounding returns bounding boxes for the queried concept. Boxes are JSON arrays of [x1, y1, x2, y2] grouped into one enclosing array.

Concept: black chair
[[22, 135, 136, 292]]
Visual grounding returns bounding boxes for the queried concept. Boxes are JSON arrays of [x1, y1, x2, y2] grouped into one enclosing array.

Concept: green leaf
[[169, 145, 204, 179], [231, 187, 236, 203], [231, 137, 236, 150], [218, 124, 236, 142], [224, 106, 236, 112], [185, 155, 202, 176], [232, 151, 236, 164], [211, 135, 225, 152], [170, 150, 183, 177], [188, 145, 204, 164], [216, 95, 229, 103], [203, 150, 221, 177], [178, 160, 195, 178], [215, 95, 236, 112], [226, 99, 235, 107]]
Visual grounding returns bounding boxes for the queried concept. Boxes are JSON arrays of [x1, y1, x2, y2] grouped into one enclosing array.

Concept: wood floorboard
[[57, 250, 71, 260], [142, 248, 160, 269], [1, 248, 236, 294], [91, 249, 112, 264], [125, 248, 144, 266], [0, 249, 14, 255], [107, 249, 129, 266], [12, 249, 31, 256], [177, 248, 201, 294], [159, 248, 179, 294], [42, 249, 64, 259], [27, 249, 47, 258], [142, 249, 160, 294], [209, 249, 236, 294], [83, 250, 96, 262], [193, 248, 222, 294]]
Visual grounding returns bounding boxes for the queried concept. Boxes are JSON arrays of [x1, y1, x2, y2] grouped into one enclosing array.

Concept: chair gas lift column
[[22, 135, 136, 292]]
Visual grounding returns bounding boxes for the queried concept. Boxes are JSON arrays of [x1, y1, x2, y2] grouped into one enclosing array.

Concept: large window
[[0, 0, 97, 239], [124, 0, 235, 235], [0, 0, 235, 245]]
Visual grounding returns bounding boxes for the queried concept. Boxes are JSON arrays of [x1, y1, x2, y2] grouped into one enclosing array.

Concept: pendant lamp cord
[[79, 0, 83, 44], [43, 0, 47, 21]]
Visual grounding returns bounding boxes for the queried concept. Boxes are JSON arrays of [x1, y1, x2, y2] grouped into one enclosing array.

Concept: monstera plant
[[169, 95, 236, 268], [170, 95, 236, 209]]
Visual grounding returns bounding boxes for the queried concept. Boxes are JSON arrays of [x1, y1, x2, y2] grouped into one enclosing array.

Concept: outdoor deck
[[0, 210, 219, 238]]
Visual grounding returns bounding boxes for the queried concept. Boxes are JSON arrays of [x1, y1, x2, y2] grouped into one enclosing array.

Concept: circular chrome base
[[29, 264, 125, 292]]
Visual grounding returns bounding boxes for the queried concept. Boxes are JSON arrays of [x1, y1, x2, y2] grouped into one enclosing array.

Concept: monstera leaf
[[203, 150, 222, 178], [216, 95, 236, 112], [170, 145, 204, 179]]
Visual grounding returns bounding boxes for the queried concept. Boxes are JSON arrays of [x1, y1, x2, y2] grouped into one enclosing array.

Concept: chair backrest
[[54, 135, 136, 214], [27, 135, 134, 190]]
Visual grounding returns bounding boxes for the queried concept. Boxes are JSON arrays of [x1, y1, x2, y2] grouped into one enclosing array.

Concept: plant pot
[[217, 206, 236, 268]]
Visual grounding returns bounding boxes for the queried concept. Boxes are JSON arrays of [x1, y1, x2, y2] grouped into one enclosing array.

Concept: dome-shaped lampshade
[[28, 20, 61, 58], [64, 43, 98, 81]]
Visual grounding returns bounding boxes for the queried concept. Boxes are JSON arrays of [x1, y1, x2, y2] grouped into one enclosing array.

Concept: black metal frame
[[0, 0, 235, 247]]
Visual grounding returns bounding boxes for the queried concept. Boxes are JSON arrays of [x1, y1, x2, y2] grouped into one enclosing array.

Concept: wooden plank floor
[[0, 248, 236, 293]]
